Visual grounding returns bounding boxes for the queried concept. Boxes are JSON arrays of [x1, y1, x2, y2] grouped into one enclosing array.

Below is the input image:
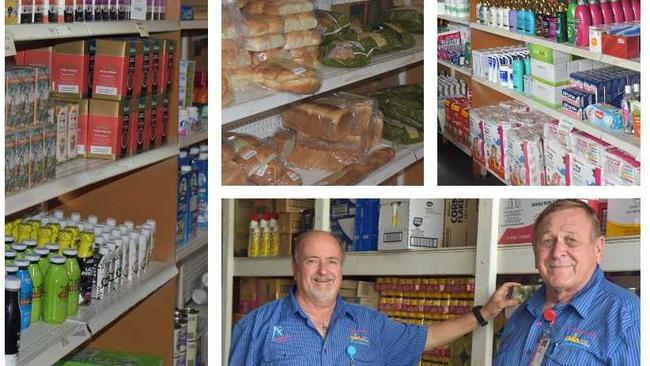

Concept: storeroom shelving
[[438, 60, 472, 77], [6, 20, 180, 42], [438, 14, 470, 25]]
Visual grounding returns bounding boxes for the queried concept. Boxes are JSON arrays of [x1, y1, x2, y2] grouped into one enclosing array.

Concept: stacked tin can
[[174, 306, 199, 366]]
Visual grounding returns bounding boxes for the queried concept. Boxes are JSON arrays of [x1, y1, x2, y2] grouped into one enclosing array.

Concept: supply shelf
[[7, 20, 180, 42]]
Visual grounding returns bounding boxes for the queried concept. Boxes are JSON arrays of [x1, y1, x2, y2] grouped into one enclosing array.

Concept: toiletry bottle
[[517, 1, 526, 33], [567, 0, 578, 44], [620, 0, 634, 20], [477, 1, 484, 23], [526, 1, 536, 35], [631, 0, 639, 20], [548, 3, 558, 41], [589, 0, 603, 25], [610, 0, 625, 22], [557, 2, 568, 43], [575, 0, 592, 47], [509, 0, 518, 32], [513, 56, 524, 92], [535, 1, 544, 37], [600, 0, 613, 24], [502, 0, 510, 29]]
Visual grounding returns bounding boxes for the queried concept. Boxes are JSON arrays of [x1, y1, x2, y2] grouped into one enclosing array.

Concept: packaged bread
[[319, 39, 374, 68], [223, 161, 248, 185], [224, 132, 261, 155], [222, 75, 232, 106], [316, 147, 396, 185], [296, 132, 364, 163], [251, 46, 320, 68], [283, 29, 322, 50], [234, 144, 278, 177], [270, 128, 297, 160], [277, 167, 303, 185], [244, 34, 286, 52], [263, 0, 314, 15], [232, 60, 320, 94], [284, 12, 318, 32], [223, 0, 250, 39], [248, 159, 284, 185], [222, 141, 234, 163], [245, 15, 284, 37], [287, 143, 349, 171], [222, 45, 251, 70]]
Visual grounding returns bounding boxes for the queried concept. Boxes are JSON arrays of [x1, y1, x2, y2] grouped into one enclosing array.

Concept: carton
[[603, 147, 640, 186], [155, 93, 168, 145], [75, 99, 89, 157], [19, 0, 33, 23], [129, 97, 147, 155], [29, 126, 45, 187], [483, 118, 510, 180], [378, 199, 444, 250], [528, 43, 572, 64], [15, 129, 31, 191], [43, 125, 57, 181], [531, 59, 576, 86], [88, 98, 131, 160], [505, 125, 545, 186], [278, 213, 302, 234], [443, 199, 478, 247], [179, 59, 195, 108], [54, 99, 69, 163], [139, 40, 152, 96], [571, 154, 602, 186], [5, 132, 17, 192], [148, 95, 158, 149], [543, 139, 571, 186], [278, 233, 295, 256], [150, 40, 161, 93], [52, 40, 90, 98], [606, 199, 640, 238], [158, 39, 176, 95], [66, 100, 79, 160], [34, 67, 50, 125], [530, 79, 563, 108], [93, 39, 142, 100], [330, 199, 356, 251], [498, 199, 555, 244], [354, 199, 380, 251], [275, 199, 315, 213]]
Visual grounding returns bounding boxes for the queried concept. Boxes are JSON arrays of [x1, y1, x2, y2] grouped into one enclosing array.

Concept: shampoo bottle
[[567, 0, 578, 43], [575, 0, 592, 47], [631, 0, 640, 20], [610, 0, 625, 22], [557, 2, 568, 42], [600, 0, 613, 24], [589, 0, 603, 25], [621, 0, 634, 20]]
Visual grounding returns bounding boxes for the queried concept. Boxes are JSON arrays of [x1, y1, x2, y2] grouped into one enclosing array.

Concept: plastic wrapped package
[[223, 0, 250, 40], [284, 30, 322, 50], [316, 11, 357, 44], [270, 128, 297, 160], [284, 12, 318, 33], [277, 167, 303, 185], [244, 15, 284, 37], [603, 147, 640, 186], [222, 0, 250, 104], [544, 139, 571, 186], [505, 126, 545, 186], [287, 137, 361, 170], [244, 34, 286, 52], [223, 161, 248, 185], [469, 109, 487, 166], [231, 58, 321, 94], [381, 8, 424, 33], [222, 41, 252, 70], [251, 46, 320, 68], [319, 40, 375, 68], [375, 23, 415, 50], [248, 159, 284, 185], [222, 141, 234, 163], [222, 75, 232, 106], [372, 85, 423, 130], [315, 147, 396, 185]]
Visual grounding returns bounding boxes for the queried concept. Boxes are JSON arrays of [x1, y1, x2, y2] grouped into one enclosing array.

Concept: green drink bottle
[[63, 249, 81, 316], [34, 247, 50, 276], [24, 239, 37, 255], [46, 243, 60, 259], [5, 249, 16, 266], [26, 254, 44, 323], [42, 255, 68, 325], [11, 243, 27, 259]]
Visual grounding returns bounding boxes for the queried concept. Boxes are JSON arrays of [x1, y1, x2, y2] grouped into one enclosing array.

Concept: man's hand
[[481, 282, 521, 321]]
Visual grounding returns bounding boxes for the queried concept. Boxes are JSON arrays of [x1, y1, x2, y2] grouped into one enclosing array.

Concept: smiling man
[[494, 199, 640, 365], [230, 230, 518, 365]]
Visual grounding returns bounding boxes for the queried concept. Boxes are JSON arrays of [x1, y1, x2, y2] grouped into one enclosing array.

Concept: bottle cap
[[34, 248, 49, 256], [88, 215, 99, 225], [49, 255, 65, 264], [5, 276, 21, 290], [25, 254, 41, 263], [5, 250, 16, 258], [14, 259, 29, 268], [24, 239, 37, 247], [63, 248, 79, 257], [11, 243, 26, 251], [5, 266, 19, 274]]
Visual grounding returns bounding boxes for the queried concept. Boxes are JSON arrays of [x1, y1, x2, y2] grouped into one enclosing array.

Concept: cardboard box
[[88, 98, 131, 160], [148, 95, 159, 149], [606, 199, 640, 238], [278, 213, 303, 234], [531, 59, 576, 86], [43, 125, 57, 181], [443, 199, 478, 247], [354, 199, 380, 251], [54, 99, 69, 163], [155, 93, 168, 145], [52, 40, 90, 98], [29, 126, 45, 187], [589, 25, 608, 53], [342, 297, 380, 310], [528, 43, 572, 64], [93, 39, 142, 100], [378, 199, 444, 250], [275, 199, 315, 213], [278, 233, 295, 256], [158, 39, 176, 95], [530, 79, 564, 108], [77, 99, 90, 156], [23, 47, 54, 90], [330, 199, 356, 251], [498, 199, 555, 244], [128, 97, 147, 155], [65, 99, 82, 160], [179, 59, 195, 108], [34, 67, 50, 126], [150, 40, 161, 93], [139, 40, 152, 96], [54, 349, 163, 366], [602, 32, 640, 60], [15, 129, 30, 191]]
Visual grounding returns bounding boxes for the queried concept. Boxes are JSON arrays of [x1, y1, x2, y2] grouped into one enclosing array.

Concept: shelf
[[438, 60, 472, 76], [70, 261, 178, 334], [438, 14, 470, 25], [472, 76, 641, 160], [470, 22, 640, 72], [497, 237, 640, 274], [234, 247, 477, 277], [18, 321, 90, 366], [441, 132, 472, 156], [179, 128, 208, 148], [180, 20, 208, 30], [6, 144, 179, 216], [222, 35, 424, 125], [7, 21, 180, 42], [176, 230, 208, 262]]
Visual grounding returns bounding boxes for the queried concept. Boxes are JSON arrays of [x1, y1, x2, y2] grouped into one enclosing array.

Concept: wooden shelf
[[179, 127, 208, 148], [438, 60, 472, 76], [180, 20, 208, 30], [7, 21, 180, 42]]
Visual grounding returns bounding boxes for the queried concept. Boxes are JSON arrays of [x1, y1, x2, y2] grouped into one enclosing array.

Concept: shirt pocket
[[261, 347, 308, 366], [545, 341, 606, 366], [352, 346, 380, 365]]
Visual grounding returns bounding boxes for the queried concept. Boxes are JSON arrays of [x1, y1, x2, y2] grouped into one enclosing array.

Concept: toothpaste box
[[544, 139, 571, 186], [571, 154, 602, 186], [562, 87, 595, 109], [52, 40, 90, 99], [88, 98, 131, 160], [605, 199, 640, 237], [562, 101, 586, 120], [530, 79, 563, 108], [378, 199, 444, 250], [498, 199, 556, 244], [603, 147, 640, 186]]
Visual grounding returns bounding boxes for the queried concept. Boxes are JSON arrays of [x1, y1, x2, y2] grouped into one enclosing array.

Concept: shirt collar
[[526, 266, 604, 319], [286, 286, 357, 322]]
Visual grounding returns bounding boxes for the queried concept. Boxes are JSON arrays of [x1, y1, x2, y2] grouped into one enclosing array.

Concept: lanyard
[[528, 308, 557, 366], [347, 345, 357, 366]]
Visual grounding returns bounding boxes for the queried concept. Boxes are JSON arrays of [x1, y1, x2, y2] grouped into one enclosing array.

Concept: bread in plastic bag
[[270, 128, 297, 160], [245, 15, 284, 37], [262, 0, 314, 16], [222, 40, 251, 70], [284, 12, 318, 32], [223, 0, 250, 39], [381, 8, 424, 33], [231, 58, 321, 94], [248, 158, 284, 185], [222, 74, 232, 106], [315, 147, 396, 185], [283, 29, 322, 50], [244, 34, 286, 52], [223, 160, 249, 185], [252, 46, 320, 68], [287, 143, 350, 171], [277, 167, 303, 185], [316, 10, 358, 44]]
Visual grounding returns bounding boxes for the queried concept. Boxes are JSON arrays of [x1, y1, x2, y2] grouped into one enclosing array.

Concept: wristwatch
[[472, 305, 488, 327]]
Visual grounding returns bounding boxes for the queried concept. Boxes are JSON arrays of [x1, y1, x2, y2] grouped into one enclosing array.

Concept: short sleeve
[[609, 324, 640, 365], [378, 313, 428, 366], [229, 317, 262, 366]]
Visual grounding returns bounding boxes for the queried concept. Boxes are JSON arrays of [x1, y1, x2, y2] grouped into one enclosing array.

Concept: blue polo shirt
[[494, 266, 640, 365], [229, 287, 428, 366]]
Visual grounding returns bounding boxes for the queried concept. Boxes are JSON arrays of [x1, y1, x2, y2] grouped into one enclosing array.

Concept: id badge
[[528, 333, 551, 366]]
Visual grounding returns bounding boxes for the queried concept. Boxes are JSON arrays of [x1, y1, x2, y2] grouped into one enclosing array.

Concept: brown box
[[52, 40, 90, 99], [158, 39, 176, 95], [278, 233, 296, 256], [443, 199, 479, 247], [128, 96, 148, 155], [275, 199, 315, 213], [88, 98, 131, 160], [253, 199, 275, 214], [93, 39, 142, 100], [339, 280, 379, 298], [279, 213, 303, 234]]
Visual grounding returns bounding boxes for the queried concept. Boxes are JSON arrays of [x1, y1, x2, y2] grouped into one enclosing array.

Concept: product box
[[606, 199, 640, 238], [155, 93, 168, 145], [602, 33, 640, 60], [505, 127, 545, 186], [148, 95, 158, 149], [572, 131, 609, 167], [29, 126, 45, 187], [34, 67, 50, 125], [603, 147, 640, 186], [18, 0, 34, 23], [15, 129, 31, 191], [6, 0, 18, 24], [87, 39, 96, 97], [65, 99, 80, 160], [44, 125, 57, 181], [589, 25, 608, 53], [5, 132, 17, 192], [150, 39, 161, 93], [498, 199, 555, 245], [571, 154, 602, 186], [53, 99, 69, 163], [53, 348, 163, 366], [339, 281, 379, 298], [275, 199, 315, 213], [378, 199, 444, 250], [483, 119, 507, 180], [278, 233, 296, 256], [278, 213, 303, 234], [22, 47, 54, 82], [88, 98, 131, 160], [75, 99, 89, 157], [530, 79, 564, 108], [129, 96, 147, 155], [179, 59, 195, 108], [528, 43, 572, 64], [52, 40, 90, 98], [531, 59, 576, 86], [93, 39, 142, 100], [469, 110, 486, 166], [158, 39, 176, 95], [443, 199, 478, 247], [138, 40, 152, 96], [544, 139, 571, 186], [354, 199, 380, 251], [330, 199, 356, 251]]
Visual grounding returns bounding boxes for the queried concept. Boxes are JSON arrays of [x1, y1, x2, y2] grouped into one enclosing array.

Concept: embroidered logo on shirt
[[564, 333, 591, 348], [272, 326, 289, 344], [349, 332, 370, 346]]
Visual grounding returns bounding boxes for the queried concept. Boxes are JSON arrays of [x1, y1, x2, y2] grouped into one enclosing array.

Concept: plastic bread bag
[[277, 167, 303, 185], [231, 57, 321, 94], [223, 0, 250, 40], [286, 142, 352, 171], [222, 74, 232, 106], [382, 115, 423, 145], [319, 39, 375, 68], [270, 128, 297, 161], [316, 10, 358, 44], [248, 158, 284, 185], [223, 160, 249, 185], [315, 146, 396, 185], [380, 7, 424, 33], [375, 22, 415, 50], [372, 84, 423, 130]]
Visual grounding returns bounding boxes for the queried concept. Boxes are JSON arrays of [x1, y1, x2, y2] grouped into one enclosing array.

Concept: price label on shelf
[[5, 33, 16, 56], [135, 22, 150, 37], [130, 0, 147, 20]]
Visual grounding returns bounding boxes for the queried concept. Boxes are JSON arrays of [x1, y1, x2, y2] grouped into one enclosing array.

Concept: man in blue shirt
[[230, 230, 519, 366], [494, 199, 640, 365]]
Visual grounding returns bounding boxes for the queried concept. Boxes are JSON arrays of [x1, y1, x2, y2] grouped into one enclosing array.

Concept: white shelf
[[470, 22, 640, 72], [179, 128, 208, 148], [497, 237, 640, 274], [176, 230, 208, 262], [234, 247, 477, 277], [7, 21, 180, 42], [18, 321, 90, 366], [438, 60, 472, 76], [223, 35, 424, 125], [180, 20, 208, 30], [295, 141, 423, 185], [69, 261, 178, 333], [441, 132, 471, 156], [472, 76, 641, 160], [438, 14, 470, 25], [6, 144, 179, 216]]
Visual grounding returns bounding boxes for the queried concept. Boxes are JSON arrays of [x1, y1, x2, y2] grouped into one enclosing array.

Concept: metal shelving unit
[[472, 75, 641, 160], [6, 145, 179, 216], [438, 14, 470, 25], [6, 20, 180, 41], [222, 198, 640, 365], [222, 35, 424, 125], [470, 22, 640, 72], [18, 321, 90, 366]]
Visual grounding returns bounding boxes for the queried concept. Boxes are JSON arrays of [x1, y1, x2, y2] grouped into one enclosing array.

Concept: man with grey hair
[[494, 199, 640, 365], [230, 230, 519, 365]]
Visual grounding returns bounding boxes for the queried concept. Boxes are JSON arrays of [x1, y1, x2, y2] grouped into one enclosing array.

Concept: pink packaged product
[[498, 100, 531, 113], [544, 139, 572, 185], [484, 117, 515, 180], [505, 126, 545, 185], [571, 130, 610, 167], [571, 153, 602, 185], [543, 119, 577, 151], [469, 109, 487, 166], [603, 147, 640, 185]]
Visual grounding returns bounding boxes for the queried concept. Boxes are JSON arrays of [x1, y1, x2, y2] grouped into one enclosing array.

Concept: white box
[[378, 199, 444, 250], [531, 59, 572, 86], [576, 59, 594, 71], [589, 25, 607, 53], [606, 199, 640, 238], [544, 139, 571, 186], [531, 79, 564, 107], [571, 154, 602, 186], [498, 199, 556, 244]]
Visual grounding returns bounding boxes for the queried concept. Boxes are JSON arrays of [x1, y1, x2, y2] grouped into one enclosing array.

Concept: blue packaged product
[[196, 153, 208, 231], [179, 151, 189, 169], [562, 87, 594, 108], [584, 103, 624, 131], [353, 200, 380, 252], [187, 163, 199, 241], [15, 259, 33, 330], [177, 165, 191, 246], [562, 101, 586, 120], [330, 200, 356, 252]]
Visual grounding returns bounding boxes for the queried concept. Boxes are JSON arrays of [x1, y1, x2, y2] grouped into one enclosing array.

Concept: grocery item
[[378, 199, 445, 250], [42, 255, 68, 325], [63, 249, 81, 316], [6, 277, 21, 366], [26, 254, 44, 323], [15, 259, 33, 329], [231, 61, 321, 94]]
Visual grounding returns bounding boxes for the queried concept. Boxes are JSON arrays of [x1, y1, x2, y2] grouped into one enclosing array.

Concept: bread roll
[[222, 47, 251, 70], [271, 128, 297, 160], [243, 0, 265, 14], [263, 0, 314, 16], [284, 12, 318, 32], [244, 33, 285, 52], [288, 46, 320, 67], [316, 147, 395, 185], [245, 15, 284, 37], [250, 48, 288, 66], [232, 63, 320, 94], [223, 161, 248, 185], [287, 143, 348, 171], [283, 30, 322, 50], [222, 142, 234, 163]]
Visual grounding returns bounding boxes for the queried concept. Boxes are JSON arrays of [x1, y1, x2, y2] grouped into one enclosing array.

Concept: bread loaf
[[271, 128, 297, 160], [244, 33, 285, 52], [248, 159, 284, 185], [222, 75, 231, 106], [245, 15, 284, 37], [222, 142, 234, 163], [232, 63, 320, 94], [223, 161, 248, 185], [222, 47, 251, 70], [287, 143, 348, 171], [284, 12, 318, 32], [235, 144, 278, 176], [250, 48, 287, 66], [263, 0, 314, 15], [251, 46, 320, 68], [283, 30, 322, 50], [277, 168, 303, 185], [316, 147, 395, 185]]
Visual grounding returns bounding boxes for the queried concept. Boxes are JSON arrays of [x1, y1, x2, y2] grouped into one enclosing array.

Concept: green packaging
[[42, 255, 68, 325], [54, 349, 163, 366]]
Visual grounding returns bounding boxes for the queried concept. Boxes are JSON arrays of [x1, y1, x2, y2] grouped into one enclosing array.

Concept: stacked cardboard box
[[340, 280, 381, 310]]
